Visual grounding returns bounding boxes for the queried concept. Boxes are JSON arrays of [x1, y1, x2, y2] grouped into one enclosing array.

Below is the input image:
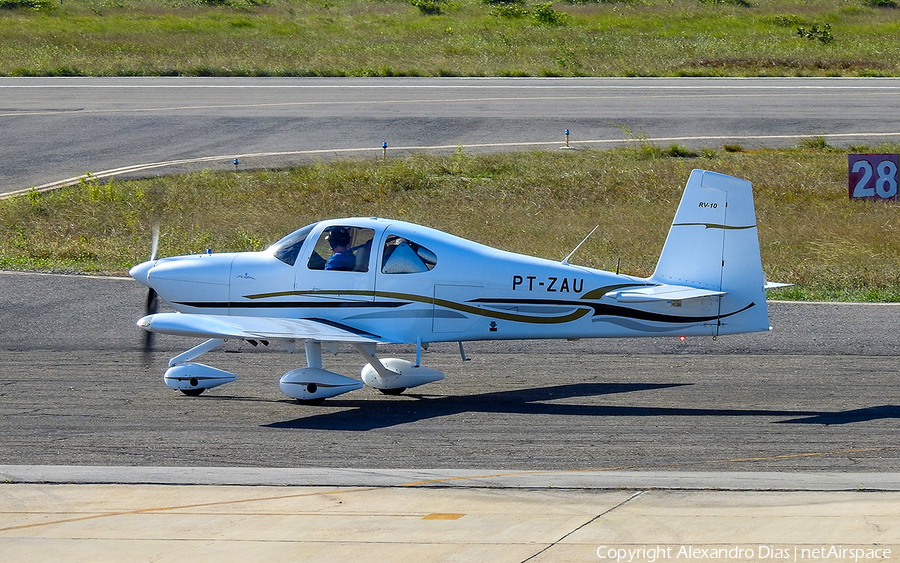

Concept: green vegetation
[[2, 0, 900, 301], [1, 0, 899, 77], [4, 144, 900, 301]]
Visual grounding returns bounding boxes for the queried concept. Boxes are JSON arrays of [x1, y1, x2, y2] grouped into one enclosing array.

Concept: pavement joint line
[[520, 490, 646, 563], [5, 467, 900, 491], [0, 486, 382, 534]]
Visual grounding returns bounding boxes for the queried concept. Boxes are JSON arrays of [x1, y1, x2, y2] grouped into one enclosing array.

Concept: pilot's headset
[[328, 227, 352, 249]]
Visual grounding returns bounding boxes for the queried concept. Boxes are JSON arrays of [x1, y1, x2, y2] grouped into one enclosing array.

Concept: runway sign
[[849, 154, 899, 201]]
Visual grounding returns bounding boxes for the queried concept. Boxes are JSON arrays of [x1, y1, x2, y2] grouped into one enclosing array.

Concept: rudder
[[652, 169, 769, 334]]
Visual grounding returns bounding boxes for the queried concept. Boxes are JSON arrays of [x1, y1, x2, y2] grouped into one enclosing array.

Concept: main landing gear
[[160, 338, 445, 403]]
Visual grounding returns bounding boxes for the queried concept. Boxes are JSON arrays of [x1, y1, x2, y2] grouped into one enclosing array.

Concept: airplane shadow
[[776, 405, 900, 425], [266, 382, 685, 430], [263, 382, 894, 431]]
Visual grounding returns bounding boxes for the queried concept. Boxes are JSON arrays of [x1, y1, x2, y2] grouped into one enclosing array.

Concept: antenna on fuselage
[[561, 225, 599, 265]]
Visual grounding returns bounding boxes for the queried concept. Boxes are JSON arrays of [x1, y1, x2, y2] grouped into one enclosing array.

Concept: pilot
[[324, 227, 356, 271]]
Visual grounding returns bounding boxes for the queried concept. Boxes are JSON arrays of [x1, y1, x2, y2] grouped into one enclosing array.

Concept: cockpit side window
[[269, 223, 315, 266], [308, 226, 376, 272], [381, 235, 437, 274]]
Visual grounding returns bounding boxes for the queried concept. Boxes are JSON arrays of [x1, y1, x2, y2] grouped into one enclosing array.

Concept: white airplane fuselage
[[130, 170, 776, 401], [132, 217, 767, 345]]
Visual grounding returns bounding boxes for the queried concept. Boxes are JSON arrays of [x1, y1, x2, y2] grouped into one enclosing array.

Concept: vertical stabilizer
[[651, 170, 769, 334]]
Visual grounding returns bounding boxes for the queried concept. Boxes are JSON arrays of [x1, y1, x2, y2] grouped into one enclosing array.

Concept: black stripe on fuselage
[[173, 296, 754, 326], [468, 298, 755, 324]]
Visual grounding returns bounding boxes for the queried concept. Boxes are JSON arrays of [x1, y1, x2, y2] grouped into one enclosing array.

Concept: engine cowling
[[164, 362, 237, 393], [279, 368, 364, 401], [360, 358, 445, 390]]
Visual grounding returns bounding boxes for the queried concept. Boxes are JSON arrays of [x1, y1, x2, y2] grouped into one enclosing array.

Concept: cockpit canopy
[[268, 221, 438, 274]]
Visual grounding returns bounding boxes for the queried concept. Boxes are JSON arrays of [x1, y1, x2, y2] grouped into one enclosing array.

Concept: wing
[[136, 313, 384, 343], [605, 284, 726, 303]]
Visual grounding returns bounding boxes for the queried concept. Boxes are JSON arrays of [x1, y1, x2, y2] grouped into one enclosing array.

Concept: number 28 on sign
[[849, 154, 899, 201]]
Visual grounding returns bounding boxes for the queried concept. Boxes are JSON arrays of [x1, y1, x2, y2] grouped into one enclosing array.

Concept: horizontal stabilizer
[[606, 284, 727, 303], [765, 281, 793, 290], [137, 313, 383, 343]]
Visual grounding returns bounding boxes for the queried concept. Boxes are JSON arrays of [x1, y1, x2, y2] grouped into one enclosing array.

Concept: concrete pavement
[[2, 467, 899, 563]]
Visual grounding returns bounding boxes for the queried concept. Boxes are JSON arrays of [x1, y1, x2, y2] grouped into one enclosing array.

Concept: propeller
[[149, 221, 159, 262], [142, 223, 160, 354]]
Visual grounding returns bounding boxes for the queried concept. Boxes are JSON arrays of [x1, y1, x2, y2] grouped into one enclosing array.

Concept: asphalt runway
[[4, 77, 900, 196], [4, 78, 900, 561], [2, 270, 898, 472]]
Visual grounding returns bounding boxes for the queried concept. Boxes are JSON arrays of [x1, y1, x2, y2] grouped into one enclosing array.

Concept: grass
[[4, 143, 900, 301], [1, 0, 899, 77]]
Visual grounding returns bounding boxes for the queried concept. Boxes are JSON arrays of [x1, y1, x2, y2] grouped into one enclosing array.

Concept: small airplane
[[130, 169, 786, 404]]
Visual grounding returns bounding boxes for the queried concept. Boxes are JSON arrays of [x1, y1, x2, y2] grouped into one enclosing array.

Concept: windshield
[[268, 223, 317, 266]]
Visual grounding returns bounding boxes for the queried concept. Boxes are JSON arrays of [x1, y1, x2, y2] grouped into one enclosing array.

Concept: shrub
[[698, 0, 751, 7], [410, 0, 444, 15], [665, 144, 700, 158], [532, 2, 568, 26], [0, 0, 54, 9], [797, 24, 834, 44], [563, 0, 641, 4], [491, 3, 527, 17], [798, 136, 833, 151]]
